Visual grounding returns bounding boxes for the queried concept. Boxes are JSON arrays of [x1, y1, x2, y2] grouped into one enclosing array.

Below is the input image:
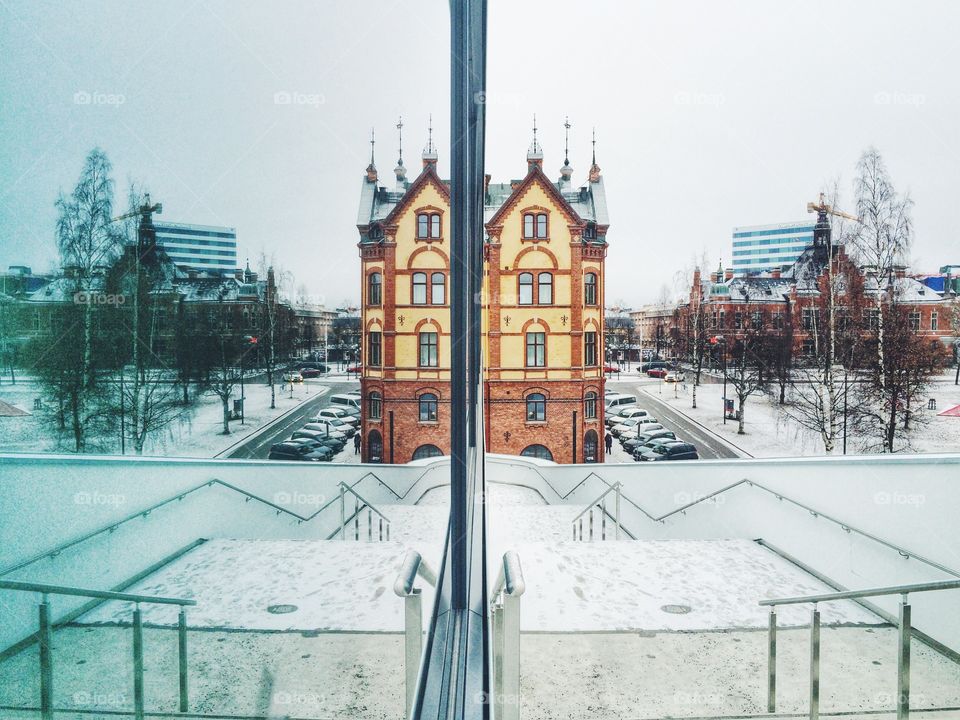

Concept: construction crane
[[806, 192, 858, 223], [111, 193, 162, 224]]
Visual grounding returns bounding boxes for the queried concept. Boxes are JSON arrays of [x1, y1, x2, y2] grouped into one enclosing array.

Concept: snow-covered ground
[[0, 376, 346, 458], [632, 372, 960, 458]]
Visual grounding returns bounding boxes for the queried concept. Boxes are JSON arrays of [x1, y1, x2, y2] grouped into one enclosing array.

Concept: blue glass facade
[[731, 221, 814, 275], [154, 222, 238, 274]]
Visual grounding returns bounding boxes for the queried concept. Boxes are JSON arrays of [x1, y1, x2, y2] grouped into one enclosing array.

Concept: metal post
[[178, 609, 188, 712], [354, 497, 360, 540], [615, 484, 621, 540], [403, 590, 423, 719], [339, 485, 345, 540], [492, 600, 504, 720], [133, 606, 145, 720], [368, 508, 373, 542], [501, 590, 522, 720], [809, 605, 820, 720], [588, 509, 594, 541], [767, 606, 777, 713], [601, 497, 606, 540], [39, 597, 53, 720], [898, 596, 911, 720]]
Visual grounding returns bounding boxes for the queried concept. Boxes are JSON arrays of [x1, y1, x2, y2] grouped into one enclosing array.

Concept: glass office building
[[731, 221, 815, 275], [154, 221, 238, 275]]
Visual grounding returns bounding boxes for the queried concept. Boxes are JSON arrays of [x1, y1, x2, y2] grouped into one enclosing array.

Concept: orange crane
[[111, 193, 162, 224], [807, 192, 858, 223]]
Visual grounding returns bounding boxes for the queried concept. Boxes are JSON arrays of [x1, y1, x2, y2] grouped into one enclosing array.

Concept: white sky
[[1, 0, 959, 307]]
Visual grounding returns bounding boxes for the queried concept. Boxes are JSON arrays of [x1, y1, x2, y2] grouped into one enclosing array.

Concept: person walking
[[354, 432, 361, 454], [604, 431, 613, 455]]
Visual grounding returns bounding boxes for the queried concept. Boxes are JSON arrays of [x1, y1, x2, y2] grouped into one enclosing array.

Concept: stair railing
[[760, 578, 960, 720], [490, 551, 526, 720], [571, 481, 622, 540], [0, 579, 196, 720], [338, 481, 392, 540], [393, 550, 438, 719]]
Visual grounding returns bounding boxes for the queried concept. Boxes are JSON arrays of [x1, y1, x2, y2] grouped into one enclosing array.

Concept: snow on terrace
[[79, 484, 880, 634]]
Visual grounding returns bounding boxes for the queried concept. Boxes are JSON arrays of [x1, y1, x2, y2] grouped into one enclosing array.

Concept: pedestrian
[[604, 431, 613, 453], [354, 432, 361, 454]]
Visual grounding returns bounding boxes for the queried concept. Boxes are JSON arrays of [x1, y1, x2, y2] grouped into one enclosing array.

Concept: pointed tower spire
[[527, 113, 543, 169], [422, 113, 438, 167], [588, 127, 601, 183], [559, 116, 573, 183], [366, 127, 378, 182], [394, 116, 407, 187]]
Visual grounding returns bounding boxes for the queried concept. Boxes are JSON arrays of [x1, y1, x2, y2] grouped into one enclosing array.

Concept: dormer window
[[523, 212, 548, 239], [369, 224, 384, 241], [417, 212, 442, 239], [584, 222, 597, 240]]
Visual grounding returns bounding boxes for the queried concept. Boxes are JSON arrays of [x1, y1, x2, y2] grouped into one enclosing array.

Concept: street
[[605, 378, 743, 460], [224, 379, 359, 459]]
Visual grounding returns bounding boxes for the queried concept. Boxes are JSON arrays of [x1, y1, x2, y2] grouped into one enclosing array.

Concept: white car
[[665, 370, 686, 383], [620, 423, 665, 441], [314, 407, 359, 427], [301, 422, 347, 441], [605, 407, 649, 427], [282, 371, 303, 383]]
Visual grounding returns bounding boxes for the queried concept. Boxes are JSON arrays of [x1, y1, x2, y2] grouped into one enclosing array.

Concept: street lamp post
[[240, 335, 258, 424]]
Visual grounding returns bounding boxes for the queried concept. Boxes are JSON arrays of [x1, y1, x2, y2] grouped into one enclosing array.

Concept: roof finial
[[588, 127, 601, 183], [422, 113, 438, 167], [396, 115, 404, 165], [532, 114, 539, 153], [370, 127, 376, 165], [366, 126, 378, 182], [527, 113, 543, 168], [564, 116, 571, 166]]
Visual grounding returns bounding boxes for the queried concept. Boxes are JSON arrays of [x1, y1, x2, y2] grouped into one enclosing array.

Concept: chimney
[[771, 268, 781, 279]]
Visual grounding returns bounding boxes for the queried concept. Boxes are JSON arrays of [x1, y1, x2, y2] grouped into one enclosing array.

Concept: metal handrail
[[761, 578, 960, 607], [337, 481, 392, 541], [2, 580, 195, 720], [571, 482, 621, 541], [490, 552, 525, 720], [339, 481, 392, 523], [759, 579, 960, 720], [394, 551, 438, 720]]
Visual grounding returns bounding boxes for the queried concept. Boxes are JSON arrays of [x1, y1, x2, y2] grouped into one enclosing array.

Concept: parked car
[[605, 407, 649, 427], [268, 441, 332, 462], [605, 394, 637, 412], [641, 360, 670, 372], [308, 416, 355, 437], [299, 367, 322, 378], [620, 423, 665, 442], [301, 422, 348, 441], [288, 436, 342, 454], [291, 429, 345, 450], [664, 370, 685, 383], [299, 362, 329, 372], [603, 365, 621, 374], [282, 371, 303, 383], [632, 437, 679, 460], [647, 367, 669, 378], [346, 364, 362, 374], [610, 417, 644, 437], [330, 393, 362, 412], [639, 441, 699, 461], [623, 429, 676, 454], [314, 407, 359, 427]]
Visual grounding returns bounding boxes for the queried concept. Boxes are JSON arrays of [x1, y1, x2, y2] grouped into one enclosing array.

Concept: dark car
[[640, 441, 699, 462], [289, 436, 342, 454], [268, 441, 332, 462], [623, 429, 676, 454], [298, 362, 329, 372], [299, 367, 322, 378], [641, 361, 670, 372]]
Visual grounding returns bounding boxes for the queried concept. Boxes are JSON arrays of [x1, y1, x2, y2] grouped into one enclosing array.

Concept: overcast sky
[[2, 0, 959, 308]]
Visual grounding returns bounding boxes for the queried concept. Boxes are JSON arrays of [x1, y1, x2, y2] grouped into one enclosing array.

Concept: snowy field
[[635, 372, 960, 458], [0, 377, 347, 458]]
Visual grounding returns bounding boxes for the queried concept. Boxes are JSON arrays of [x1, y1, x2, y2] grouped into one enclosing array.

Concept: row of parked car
[[604, 391, 700, 461], [267, 391, 363, 462]]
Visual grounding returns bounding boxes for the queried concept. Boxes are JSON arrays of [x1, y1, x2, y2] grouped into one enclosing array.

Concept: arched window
[[412, 444, 443, 460], [430, 214, 441, 238], [367, 430, 383, 463], [525, 392, 546, 422], [538, 272, 553, 304], [417, 214, 429, 238], [521, 444, 553, 461], [518, 272, 534, 305], [368, 272, 382, 306], [412, 272, 427, 304], [419, 392, 439, 422], [367, 391, 382, 420], [585, 273, 598, 306], [523, 213, 548, 239], [583, 430, 599, 463], [431, 272, 446, 305], [584, 391, 598, 419]]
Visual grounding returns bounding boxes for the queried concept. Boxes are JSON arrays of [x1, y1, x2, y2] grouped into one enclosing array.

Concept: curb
[[213, 386, 330, 458], [640, 387, 754, 458]]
